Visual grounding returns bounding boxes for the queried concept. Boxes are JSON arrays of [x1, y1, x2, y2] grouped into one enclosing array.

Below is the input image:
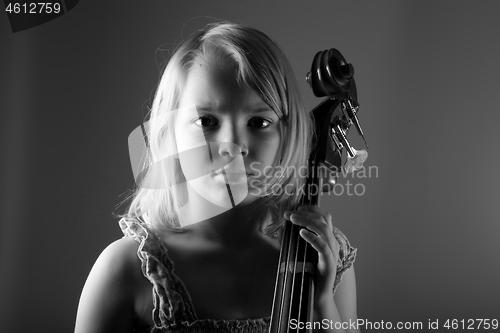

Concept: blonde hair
[[124, 22, 313, 234]]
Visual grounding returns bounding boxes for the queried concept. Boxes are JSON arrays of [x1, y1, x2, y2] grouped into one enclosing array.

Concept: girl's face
[[174, 57, 281, 215]]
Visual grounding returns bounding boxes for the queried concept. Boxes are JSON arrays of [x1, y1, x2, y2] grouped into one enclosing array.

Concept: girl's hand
[[284, 205, 340, 303]]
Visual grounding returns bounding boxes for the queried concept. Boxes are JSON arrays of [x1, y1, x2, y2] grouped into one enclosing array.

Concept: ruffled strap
[[119, 218, 197, 327], [332, 227, 357, 294], [152, 317, 270, 333]]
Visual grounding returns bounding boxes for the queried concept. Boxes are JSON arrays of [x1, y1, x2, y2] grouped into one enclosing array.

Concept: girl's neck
[[178, 198, 269, 248]]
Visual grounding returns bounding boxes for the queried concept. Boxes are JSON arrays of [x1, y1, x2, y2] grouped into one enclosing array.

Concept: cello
[[269, 48, 368, 333]]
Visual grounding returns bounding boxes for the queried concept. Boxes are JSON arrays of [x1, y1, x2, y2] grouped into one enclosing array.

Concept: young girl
[[75, 22, 359, 333]]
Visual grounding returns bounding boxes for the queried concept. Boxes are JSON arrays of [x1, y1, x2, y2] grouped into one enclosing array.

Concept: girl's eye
[[195, 116, 218, 127], [248, 118, 272, 129]]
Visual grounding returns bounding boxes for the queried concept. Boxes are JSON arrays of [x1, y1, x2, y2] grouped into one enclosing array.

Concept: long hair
[[123, 22, 313, 234]]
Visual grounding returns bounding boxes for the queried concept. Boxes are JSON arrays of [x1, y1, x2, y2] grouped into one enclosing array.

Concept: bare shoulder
[[90, 237, 143, 286], [100, 237, 141, 268], [75, 237, 143, 333]]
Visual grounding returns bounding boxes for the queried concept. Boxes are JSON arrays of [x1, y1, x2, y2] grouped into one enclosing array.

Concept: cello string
[[297, 236, 307, 327], [286, 221, 299, 332], [290, 222, 301, 332], [297, 164, 320, 330], [274, 219, 292, 333], [298, 168, 317, 331], [273, 159, 322, 332]]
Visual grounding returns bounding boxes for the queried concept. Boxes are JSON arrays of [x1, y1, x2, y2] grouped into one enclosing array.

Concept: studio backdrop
[[1, 1, 499, 332]]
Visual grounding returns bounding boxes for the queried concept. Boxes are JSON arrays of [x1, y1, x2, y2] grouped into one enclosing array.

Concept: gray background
[[1, 1, 499, 332]]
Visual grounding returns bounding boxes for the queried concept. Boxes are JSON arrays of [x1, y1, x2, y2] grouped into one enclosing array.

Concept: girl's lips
[[216, 168, 252, 176], [213, 170, 250, 185]]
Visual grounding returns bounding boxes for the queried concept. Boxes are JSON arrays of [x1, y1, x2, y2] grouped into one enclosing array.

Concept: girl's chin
[[191, 186, 262, 208]]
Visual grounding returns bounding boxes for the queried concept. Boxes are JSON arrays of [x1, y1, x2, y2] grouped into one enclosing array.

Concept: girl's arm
[[333, 266, 358, 331], [315, 266, 360, 333], [74, 238, 142, 333]]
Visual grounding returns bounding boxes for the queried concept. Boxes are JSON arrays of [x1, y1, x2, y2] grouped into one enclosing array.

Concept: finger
[[284, 210, 326, 224], [287, 213, 332, 240], [299, 225, 339, 264], [286, 209, 326, 219], [301, 219, 340, 261], [284, 209, 338, 257], [330, 235, 340, 264], [299, 229, 336, 263], [284, 210, 332, 231]]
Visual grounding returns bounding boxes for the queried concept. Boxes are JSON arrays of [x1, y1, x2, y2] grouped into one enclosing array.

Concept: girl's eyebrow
[[195, 105, 274, 114], [250, 107, 274, 114], [196, 106, 214, 112], [194, 105, 218, 114]]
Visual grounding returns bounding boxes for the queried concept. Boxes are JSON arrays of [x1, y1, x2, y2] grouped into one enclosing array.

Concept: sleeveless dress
[[119, 218, 357, 333]]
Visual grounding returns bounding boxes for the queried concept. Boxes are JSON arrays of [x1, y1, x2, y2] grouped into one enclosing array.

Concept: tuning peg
[[343, 148, 368, 174], [342, 97, 368, 149]]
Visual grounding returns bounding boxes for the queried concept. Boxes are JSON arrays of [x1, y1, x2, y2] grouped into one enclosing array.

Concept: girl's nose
[[218, 141, 248, 157], [216, 122, 249, 157]]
